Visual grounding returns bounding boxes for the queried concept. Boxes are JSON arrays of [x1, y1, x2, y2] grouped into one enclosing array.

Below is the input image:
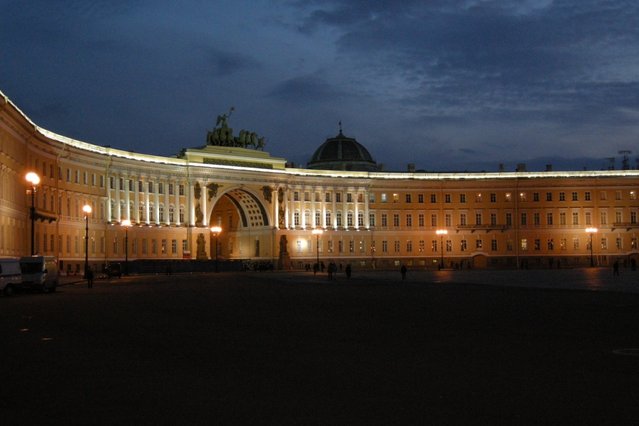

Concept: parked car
[[20, 256, 59, 293], [1, 258, 22, 296], [105, 263, 122, 278]]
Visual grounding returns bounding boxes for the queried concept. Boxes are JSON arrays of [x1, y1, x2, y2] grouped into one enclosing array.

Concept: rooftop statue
[[206, 107, 265, 150]]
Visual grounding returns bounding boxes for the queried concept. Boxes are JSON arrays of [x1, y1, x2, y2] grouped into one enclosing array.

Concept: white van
[[19, 256, 59, 293], [1, 258, 22, 296]]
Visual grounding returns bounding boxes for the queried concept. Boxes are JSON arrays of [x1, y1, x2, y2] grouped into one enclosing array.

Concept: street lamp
[[25, 171, 40, 256], [586, 227, 598, 267], [121, 219, 132, 275], [312, 228, 324, 268], [210, 226, 222, 272], [83, 204, 92, 279], [436, 229, 448, 270]]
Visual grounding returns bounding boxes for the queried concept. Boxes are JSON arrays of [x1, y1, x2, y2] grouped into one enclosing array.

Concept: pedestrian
[[613, 260, 620, 276], [327, 262, 334, 280], [400, 264, 407, 280], [86, 266, 94, 289], [345, 264, 352, 279]]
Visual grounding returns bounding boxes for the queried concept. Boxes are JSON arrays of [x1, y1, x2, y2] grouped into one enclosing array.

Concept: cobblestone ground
[[2, 269, 639, 425]]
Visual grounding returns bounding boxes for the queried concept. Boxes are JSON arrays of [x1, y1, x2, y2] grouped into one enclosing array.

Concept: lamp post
[[83, 204, 92, 278], [121, 219, 132, 275], [436, 229, 448, 270], [586, 227, 598, 267], [312, 229, 324, 268], [210, 226, 222, 272], [25, 172, 40, 256]]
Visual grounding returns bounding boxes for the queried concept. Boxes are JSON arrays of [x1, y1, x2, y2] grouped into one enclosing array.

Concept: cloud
[[268, 74, 346, 102]]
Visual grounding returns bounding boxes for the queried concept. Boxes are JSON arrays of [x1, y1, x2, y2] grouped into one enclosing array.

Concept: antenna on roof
[[338, 121, 343, 134], [619, 150, 631, 170]]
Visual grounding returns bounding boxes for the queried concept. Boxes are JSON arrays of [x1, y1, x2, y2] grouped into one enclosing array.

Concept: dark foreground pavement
[[2, 270, 639, 425]]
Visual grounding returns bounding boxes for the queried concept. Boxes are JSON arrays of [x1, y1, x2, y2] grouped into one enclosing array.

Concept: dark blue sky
[[3, 0, 639, 171]]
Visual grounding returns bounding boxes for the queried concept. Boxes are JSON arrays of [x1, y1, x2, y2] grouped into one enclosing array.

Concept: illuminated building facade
[[1, 90, 638, 273]]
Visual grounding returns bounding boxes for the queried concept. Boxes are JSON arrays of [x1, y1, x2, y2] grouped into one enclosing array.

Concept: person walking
[[345, 264, 352, 279], [400, 264, 407, 280]]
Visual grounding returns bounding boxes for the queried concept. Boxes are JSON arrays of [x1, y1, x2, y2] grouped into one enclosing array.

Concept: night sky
[[3, 1, 639, 171]]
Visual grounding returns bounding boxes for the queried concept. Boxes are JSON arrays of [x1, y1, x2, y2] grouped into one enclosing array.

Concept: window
[[293, 191, 299, 201], [406, 241, 413, 253], [430, 194, 437, 203], [490, 213, 497, 225], [585, 212, 592, 225], [547, 213, 553, 225], [431, 240, 438, 252], [172, 239, 177, 254], [393, 214, 400, 227], [533, 192, 539, 202], [572, 212, 579, 225], [326, 192, 332, 202], [460, 239, 467, 251], [460, 194, 466, 203], [369, 213, 375, 227], [294, 212, 300, 226], [560, 212, 566, 225], [521, 238, 528, 251], [506, 213, 512, 226], [326, 212, 332, 226], [381, 193, 387, 203], [346, 193, 352, 203], [336, 193, 342, 202], [533, 213, 540, 226], [534, 239, 540, 250], [585, 191, 591, 201], [521, 213, 527, 225], [347, 212, 353, 227], [179, 185, 185, 196], [475, 239, 482, 249], [519, 192, 526, 202], [406, 214, 412, 227], [490, 193, 496, 203], [460, 213, 467, 226], [491, 239, 498, 251], [631, 191, 637, 200], [572, 192, 578, 201], [505, 193, 512, 202], [382, 240, 388, 253], [445, 214, 452, 227], [427, 214, 433, 227], [394, 240, 401, 253], [336, 212, 342, 227], [559, 192, 566, 201], [381, 214, 388, 227], [405, 194, 412, 203], [475, 213, 482, 225], [601, 211, 607, 225], [445, 194, 451, 203], [315, 211, 321, 227], [358, 212, 364, 227], [392, 193, 399, 203], [418, 194, 424, 203], [475, 193, 482, 202], [546, 192, 552, 201]]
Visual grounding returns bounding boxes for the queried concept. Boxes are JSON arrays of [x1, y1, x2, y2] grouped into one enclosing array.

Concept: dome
[[307, 131, 378, 171]]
